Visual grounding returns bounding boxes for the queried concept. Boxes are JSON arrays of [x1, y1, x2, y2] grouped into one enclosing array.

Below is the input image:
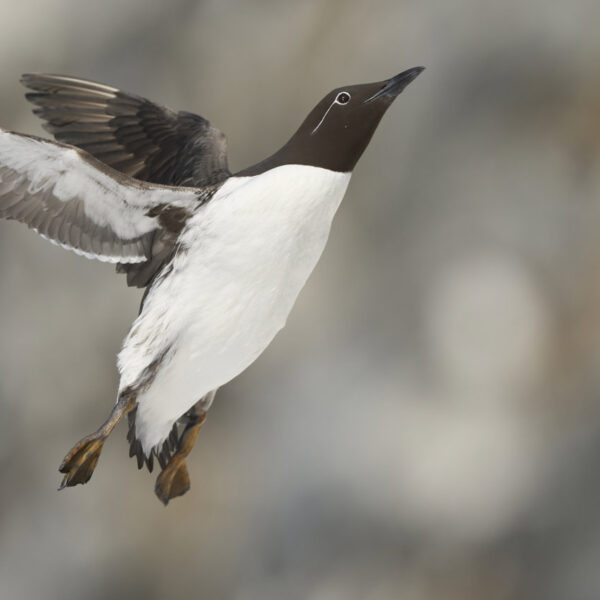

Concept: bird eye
[[311, 91, 352, 135], [336, 92, 351, 104]]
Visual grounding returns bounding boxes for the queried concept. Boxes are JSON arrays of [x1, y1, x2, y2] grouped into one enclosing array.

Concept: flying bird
[[0, 66, 424, 504]]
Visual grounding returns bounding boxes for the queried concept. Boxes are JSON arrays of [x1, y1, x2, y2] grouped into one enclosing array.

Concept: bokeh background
[[1, 1, 600, 599]]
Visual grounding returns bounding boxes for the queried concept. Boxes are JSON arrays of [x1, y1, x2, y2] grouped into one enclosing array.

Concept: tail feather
[[127, 408, 178, 474]]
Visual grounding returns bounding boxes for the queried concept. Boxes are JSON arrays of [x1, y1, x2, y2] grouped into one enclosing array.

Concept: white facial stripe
[[311, 102, 335, 135], [311, 91, 351, 135]]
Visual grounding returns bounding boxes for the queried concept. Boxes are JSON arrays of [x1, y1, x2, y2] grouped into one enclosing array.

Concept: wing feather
[[19, 74, 230, 287], [21, 73, 231, 188], [0, 129, 202, 263]]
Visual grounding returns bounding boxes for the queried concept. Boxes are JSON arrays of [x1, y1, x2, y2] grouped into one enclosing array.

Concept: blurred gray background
[[1, 1, 600, 599]]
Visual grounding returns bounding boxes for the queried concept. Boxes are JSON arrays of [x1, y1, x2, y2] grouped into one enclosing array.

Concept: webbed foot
[[59, 434, 106, 489], [155, 455, 191, 505], [57, 391, 136, 490], [154, 409, 206, 505]]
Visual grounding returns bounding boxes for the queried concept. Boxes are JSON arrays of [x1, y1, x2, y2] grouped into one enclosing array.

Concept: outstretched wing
[[21, 73, 231, 188], [0, 129, 204, 263]]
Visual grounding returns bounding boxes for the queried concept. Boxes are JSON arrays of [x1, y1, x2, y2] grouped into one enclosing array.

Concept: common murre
[[0, 66, 424, 504]]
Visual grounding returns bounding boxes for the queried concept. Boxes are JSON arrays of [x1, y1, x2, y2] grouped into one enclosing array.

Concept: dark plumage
[[21, 74, 231, 289], [21, 73, 231, 187]]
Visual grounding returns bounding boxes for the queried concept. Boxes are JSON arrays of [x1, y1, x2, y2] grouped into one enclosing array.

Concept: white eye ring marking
[[311, 91, 352, 135], [336, 92, 351, 104]]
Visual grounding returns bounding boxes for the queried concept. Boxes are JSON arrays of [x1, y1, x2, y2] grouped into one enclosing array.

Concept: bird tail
[[126, 407, 179, 474]]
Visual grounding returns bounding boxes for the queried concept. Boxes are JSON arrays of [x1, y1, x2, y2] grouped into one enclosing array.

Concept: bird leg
[[154, 406, 207, 505], [59, 392, 137, 490]]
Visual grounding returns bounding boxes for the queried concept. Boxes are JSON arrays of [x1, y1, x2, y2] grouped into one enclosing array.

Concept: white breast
[[119, 164, 350, 450]]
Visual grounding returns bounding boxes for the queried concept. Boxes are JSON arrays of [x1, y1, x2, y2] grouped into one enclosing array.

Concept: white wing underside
[[0, 129, 201, 263]]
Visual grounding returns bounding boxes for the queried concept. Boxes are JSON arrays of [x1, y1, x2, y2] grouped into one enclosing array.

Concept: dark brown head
[[237, 66, 424, 176]]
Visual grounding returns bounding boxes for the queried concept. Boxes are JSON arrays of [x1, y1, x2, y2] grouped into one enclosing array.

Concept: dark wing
[[21, 73, 231, 188], [0, 129, 202, 263], [21, 73, 228, 286]]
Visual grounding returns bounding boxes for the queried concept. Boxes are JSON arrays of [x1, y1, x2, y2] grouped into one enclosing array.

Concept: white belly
[[118, 164, 350, 450]]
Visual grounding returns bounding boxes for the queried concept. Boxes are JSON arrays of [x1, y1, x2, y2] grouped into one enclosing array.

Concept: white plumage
[[119, 165, 350, 451], [0, 129, 200, 263], [0, 127, 351, 453]]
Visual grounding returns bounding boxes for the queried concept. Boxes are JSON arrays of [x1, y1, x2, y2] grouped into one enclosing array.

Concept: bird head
[[237, 66, 424, 175], [288, 66, 425, 172]]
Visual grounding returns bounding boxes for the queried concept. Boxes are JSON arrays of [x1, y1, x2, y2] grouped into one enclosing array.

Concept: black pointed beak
[[364, 66, 425, 103]]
